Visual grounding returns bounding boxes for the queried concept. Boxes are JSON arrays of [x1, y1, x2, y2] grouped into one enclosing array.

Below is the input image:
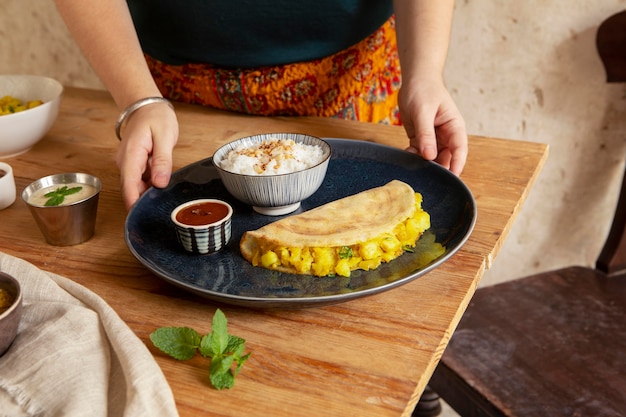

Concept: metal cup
[[21, 173, 102, 246]]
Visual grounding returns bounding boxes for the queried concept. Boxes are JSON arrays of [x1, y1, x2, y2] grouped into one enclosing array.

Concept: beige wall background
[[1, 0, 625, 287]]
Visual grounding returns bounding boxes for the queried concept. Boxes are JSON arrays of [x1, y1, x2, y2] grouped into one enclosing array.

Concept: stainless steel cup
[[21, 173, 102, 246]]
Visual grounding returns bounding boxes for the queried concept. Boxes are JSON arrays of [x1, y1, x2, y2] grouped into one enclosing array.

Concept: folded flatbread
[[240, 180, 431, 277]]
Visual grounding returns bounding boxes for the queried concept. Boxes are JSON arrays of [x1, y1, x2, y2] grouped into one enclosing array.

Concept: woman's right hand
[[115, 102, 179, 210], [54, 0, 176, 209]]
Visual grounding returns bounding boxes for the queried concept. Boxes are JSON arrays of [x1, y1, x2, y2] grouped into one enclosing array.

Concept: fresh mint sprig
[[44, 185, 82, 206], [150, 309, 251, 390]]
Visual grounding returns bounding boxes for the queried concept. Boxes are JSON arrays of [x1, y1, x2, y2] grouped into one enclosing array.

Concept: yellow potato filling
[[251, 193, 431, 277], [0, 95, 43, 116]]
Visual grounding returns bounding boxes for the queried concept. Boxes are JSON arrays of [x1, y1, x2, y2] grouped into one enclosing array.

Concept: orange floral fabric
[[146, 16, 401, 125]]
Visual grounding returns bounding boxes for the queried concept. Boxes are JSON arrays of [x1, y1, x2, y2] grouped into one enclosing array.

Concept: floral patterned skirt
[[146, 16, 401, 125]]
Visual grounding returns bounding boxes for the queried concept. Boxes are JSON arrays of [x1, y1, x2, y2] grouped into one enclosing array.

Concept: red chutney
[[176, 201, 230, 226]]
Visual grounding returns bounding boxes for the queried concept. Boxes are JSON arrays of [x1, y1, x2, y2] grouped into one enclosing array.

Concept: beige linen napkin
[[0, 252, 179, 417]]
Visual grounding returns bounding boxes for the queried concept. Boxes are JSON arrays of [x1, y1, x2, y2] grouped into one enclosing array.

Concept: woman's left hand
[[398, 76, 468, 176]]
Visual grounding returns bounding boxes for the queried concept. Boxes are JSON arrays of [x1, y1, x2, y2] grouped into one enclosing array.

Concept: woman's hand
[[393, 0, 467, 175], [399, 77, 467, 175], [55, 0, 175, 209], [115, 102, 178, 210]]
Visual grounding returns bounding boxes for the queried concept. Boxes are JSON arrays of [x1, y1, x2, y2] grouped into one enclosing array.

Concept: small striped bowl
[[212, 133, 331, 216], [171, 199, 233, 255]]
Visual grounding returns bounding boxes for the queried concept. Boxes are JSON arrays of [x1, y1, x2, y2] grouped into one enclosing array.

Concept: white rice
[[219, 138, 324, 175]]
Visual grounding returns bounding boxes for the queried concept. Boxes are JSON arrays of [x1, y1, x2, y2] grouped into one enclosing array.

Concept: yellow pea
[[358, 258, 381, 271], [0, 95, 43, 116], [359, 241, 381, 260], [312, 247, 335, 276], [335, 259, 352, 277], [261, 251, 279, 268], [380, 236, 401, 253], [296, 248, 314, 274]]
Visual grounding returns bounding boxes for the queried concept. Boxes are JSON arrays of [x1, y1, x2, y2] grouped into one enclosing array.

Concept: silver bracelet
[[115, 97, 174, 141]]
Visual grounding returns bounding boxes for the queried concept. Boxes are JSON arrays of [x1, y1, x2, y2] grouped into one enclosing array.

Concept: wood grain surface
[[0, 87, 547, 417]]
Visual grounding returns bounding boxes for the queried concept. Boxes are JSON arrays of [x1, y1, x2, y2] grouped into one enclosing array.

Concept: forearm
[[54, 0, 161, 109], [393, 0, 455, 81]]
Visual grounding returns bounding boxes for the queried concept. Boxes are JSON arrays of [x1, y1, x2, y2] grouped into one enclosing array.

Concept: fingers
[[401, 85, 468, 176], [117, 137, 150, 210], [441, 118, 468, 176], [121, 180, 146, 211], [404, 117, 468, 176], [414, 132, 439, 162], [149, 124, 178, 189], [448, 135, 468, 176]]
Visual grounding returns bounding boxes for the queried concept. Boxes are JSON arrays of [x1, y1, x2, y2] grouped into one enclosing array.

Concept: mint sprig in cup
[[43, 185, 83, 206]]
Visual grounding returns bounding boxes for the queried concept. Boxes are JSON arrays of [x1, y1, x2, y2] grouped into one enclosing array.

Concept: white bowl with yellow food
[[0, 75, 63, 158], [212, 133, 331, 216]]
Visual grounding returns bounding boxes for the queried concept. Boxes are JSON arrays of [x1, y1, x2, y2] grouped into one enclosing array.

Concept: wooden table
[[0, 87, 548, 417]]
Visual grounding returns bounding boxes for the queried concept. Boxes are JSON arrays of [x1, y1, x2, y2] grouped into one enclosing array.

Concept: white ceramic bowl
[[0, 75, 63, 158], [212, 133, 331, 216], [0, 162, 16, 210]]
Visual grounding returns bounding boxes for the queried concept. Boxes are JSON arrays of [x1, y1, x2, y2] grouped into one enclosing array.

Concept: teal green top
[[127, 0, 393, 68]]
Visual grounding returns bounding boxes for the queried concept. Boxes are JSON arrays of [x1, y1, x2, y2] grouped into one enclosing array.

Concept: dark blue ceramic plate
[[125, 139, 476, 308]]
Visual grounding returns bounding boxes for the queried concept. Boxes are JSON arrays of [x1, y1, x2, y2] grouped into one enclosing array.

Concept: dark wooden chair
[[413, 10, 626, 417]]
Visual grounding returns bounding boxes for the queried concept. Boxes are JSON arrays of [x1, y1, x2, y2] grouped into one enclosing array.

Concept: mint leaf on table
[[150, 309, 250, 390], [208, 308, 229, 356], [150, 327, 201, 360], [226, 335, 247, 358], [210, 357, 236, 389]]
